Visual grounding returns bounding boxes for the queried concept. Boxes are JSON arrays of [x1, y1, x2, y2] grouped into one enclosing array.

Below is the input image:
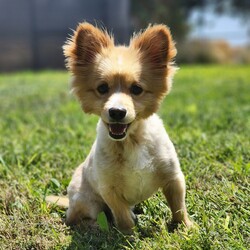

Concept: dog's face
[[64, 23, 176, 140]]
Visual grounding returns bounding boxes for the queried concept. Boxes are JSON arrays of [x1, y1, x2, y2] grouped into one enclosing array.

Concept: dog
[[47, 22, 192, 234]]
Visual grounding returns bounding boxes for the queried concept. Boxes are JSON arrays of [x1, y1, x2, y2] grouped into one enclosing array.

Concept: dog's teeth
[[109, 124, 127, 135]]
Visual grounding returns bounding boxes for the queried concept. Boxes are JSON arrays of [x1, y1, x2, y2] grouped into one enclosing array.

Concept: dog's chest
[[120, 166, 158, 205], [98, 143, 159, 205]]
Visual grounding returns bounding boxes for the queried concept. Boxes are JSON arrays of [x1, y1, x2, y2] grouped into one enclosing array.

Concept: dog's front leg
[[163, 172, 193, 228], [101, 191, 134, 234]]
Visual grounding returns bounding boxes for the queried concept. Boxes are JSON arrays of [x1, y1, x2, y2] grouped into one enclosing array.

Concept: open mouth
[[108, 123, 130, 140]]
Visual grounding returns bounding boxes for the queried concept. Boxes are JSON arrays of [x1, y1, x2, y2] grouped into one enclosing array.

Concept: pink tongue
[[109, 124, 127, 135]]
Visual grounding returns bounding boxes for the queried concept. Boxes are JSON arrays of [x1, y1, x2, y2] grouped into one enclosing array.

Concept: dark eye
[[97, 82, 109, 95], [130, 84, 143, 95]]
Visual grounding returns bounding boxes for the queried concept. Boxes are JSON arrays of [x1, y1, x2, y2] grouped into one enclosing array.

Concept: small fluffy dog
[[48, 22, 192, 234]]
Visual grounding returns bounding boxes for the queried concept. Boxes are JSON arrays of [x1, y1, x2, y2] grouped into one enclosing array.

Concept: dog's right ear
[[63, 23, 114, 71], [130, 24, 176, 71]]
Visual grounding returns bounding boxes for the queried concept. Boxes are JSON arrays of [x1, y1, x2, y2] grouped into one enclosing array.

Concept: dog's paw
[[116, 220, 135, 235], [167, 218, 195, 232], [118, 226, 134, 235], [184, 218, 194, 229]]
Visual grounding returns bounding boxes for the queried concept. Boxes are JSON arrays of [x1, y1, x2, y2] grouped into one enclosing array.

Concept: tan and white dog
[[47, 23, 192, 234]]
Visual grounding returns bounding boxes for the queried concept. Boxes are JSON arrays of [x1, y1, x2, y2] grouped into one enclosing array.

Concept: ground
[[0, 65, 249, 249]]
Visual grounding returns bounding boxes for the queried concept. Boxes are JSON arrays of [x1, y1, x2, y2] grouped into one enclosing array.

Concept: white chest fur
[[116, 144, 158, 205], [92, 140, 160, 205]]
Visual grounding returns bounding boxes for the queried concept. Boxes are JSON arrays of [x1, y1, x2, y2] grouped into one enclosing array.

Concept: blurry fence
[[0, 0, 130, 71]]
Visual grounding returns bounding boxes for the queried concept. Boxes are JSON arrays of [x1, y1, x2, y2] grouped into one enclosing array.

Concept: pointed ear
[[63, 22, 113, 70], [130, 24, 176, 70]]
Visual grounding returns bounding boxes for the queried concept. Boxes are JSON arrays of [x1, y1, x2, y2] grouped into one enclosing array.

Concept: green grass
[[0, 65, 249, 249]]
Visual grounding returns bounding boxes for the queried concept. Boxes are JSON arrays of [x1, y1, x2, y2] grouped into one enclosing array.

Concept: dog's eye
[[97, 83, 109, 95], [130, 84, 143, 96]]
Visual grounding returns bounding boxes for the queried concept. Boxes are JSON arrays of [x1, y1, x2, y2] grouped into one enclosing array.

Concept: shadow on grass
[[65, 213, 169, 249], [66, 220, 133, 250], [50, 199, 177, 248], [63, 201, 180, 249]]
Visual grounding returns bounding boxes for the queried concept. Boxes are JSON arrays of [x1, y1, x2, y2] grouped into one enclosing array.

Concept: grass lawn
[[0, 65, 249, 249]]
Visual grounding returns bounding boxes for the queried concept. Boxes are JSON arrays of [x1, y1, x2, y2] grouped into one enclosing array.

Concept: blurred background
[[0, 0, 249, 72]]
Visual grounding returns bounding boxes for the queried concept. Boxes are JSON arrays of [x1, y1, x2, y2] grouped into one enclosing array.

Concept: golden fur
[[47, 22, 192, 234]]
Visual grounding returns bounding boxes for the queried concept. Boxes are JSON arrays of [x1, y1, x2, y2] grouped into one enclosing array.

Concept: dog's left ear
[[130, 24, 176, 70], [63, 22, 114, 71]]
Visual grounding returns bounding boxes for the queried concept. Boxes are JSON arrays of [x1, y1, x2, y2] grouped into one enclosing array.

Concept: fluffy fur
[[47, 22, 192, 234]]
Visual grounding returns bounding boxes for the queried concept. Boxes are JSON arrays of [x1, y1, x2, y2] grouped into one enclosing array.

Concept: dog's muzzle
[[107, 108, 130, 140]]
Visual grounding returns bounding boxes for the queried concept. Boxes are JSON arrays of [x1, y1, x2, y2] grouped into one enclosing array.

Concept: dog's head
[[64, 23, 177, 141]]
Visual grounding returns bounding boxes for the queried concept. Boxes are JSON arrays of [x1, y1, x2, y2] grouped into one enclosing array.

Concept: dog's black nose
[[109, 108, 127, 121]]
